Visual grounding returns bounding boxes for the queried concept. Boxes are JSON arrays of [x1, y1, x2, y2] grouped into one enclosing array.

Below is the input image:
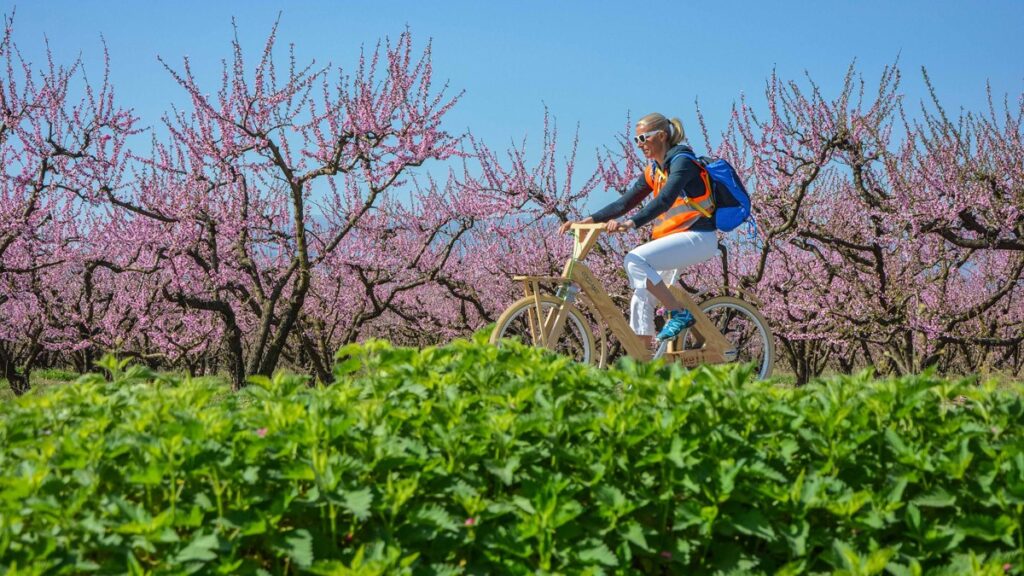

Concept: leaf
[[127, 464, 164, 486], [176, 531, 220, 562], [622, 522, 650, 551], [512, 496, 536, 515], [412, 504, 459, 533], [672, 502, 703, 531], [905, 504, 921, 533], [306, 562, 347, 576], [831, 539, 860, 571], [486, 455, 520, 486], [553, 499, 583, 528], [945, 438, 974, 479], [775, 559, 806, 576], [885, 429, 913, 460], [577, 540, 618, 566], [885, 476, 909, 507], [279, 528, 314, 568], [865, 546, 897, 573], [192, 492, 215, 511], [334, 355, 363, 378], [666, 436, 687, 468], [912, 488, 955, 508], [242, 466, 260, 484], [779, 438, 800, 462], [783, 519, 808, 557], [246, 375, 273, 390], [730, 508, 776, 541], [127, 551, 146, 576], [957, 514, 1016, 544], [885, 559, 923, 576], [826, 490, 872, 518], [240, 516, 268, 536], [799, 471, 826, 509], [748, 459, 787, 483], [596, 484, 640, 525], [342, 487, 374, 520], [73, 559, 101, 572], [281, 463, 316, 481], [155, 527, 180, 543]]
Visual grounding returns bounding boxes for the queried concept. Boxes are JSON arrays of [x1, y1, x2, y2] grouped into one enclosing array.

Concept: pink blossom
[[1, 11, 1021, 397]]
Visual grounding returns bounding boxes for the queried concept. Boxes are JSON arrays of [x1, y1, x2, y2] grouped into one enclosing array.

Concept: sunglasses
[[633, 130, 662, 145]]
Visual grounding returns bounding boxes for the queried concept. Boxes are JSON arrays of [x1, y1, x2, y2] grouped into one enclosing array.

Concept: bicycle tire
[[490, 295, 598, 365], [680, 296, 775, 379]]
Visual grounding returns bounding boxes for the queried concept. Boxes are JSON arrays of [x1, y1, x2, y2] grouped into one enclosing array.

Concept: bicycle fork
[[535, 284, 579, 348]]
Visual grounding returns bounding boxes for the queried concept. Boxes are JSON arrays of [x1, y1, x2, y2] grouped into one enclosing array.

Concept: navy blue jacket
[[589, 144, 714, 232]]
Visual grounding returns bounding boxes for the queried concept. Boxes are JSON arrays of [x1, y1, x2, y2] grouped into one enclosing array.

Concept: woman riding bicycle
[[559, 112, 717, 351]]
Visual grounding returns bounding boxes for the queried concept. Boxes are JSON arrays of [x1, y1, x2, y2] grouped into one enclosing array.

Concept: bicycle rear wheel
[[681, 296, 775, 379], [490, 295, 597, 365]]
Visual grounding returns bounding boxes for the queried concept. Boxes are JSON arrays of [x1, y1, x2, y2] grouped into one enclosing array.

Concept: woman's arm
[[588, 175, 651, 223]]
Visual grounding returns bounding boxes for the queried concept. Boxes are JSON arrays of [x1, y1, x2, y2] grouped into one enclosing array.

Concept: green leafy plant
[[1, 344, 1022, 574]]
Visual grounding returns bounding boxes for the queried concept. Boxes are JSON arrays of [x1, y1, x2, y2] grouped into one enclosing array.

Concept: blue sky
[[6, 1, 1024, 212]]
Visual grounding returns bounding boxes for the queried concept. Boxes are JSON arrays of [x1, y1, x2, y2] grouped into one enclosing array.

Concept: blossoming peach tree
[[1, 14, 1021, 395]]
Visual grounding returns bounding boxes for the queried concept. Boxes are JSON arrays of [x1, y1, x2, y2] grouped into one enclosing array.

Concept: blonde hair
[[638, 112, 685, 146]]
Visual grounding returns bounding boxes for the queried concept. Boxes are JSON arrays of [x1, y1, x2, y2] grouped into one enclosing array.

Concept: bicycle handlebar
[[569, 222, 636, 234]]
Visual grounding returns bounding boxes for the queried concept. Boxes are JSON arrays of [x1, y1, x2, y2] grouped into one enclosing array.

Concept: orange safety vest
[[644, 158, 715, 239]]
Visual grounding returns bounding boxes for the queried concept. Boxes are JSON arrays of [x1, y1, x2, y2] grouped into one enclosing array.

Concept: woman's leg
[[642, 277, 684, 312], [629, 269, 681, 337], [624, 230, 718, 336], [629, 288, 658, 351]]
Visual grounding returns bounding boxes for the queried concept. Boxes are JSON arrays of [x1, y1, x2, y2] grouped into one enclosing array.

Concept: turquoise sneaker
[[657, 309, 695, 341]]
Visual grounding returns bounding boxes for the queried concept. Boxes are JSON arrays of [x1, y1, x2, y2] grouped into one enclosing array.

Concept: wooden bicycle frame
[[513, 224, 733, 367]]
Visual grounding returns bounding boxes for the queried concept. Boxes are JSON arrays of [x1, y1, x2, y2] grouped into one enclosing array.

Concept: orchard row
[[1, 16, 1021, 394]]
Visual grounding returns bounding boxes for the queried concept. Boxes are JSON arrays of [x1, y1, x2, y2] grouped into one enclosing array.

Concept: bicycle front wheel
[[490, 295, 597, 365], [681, 296, 775, 380]]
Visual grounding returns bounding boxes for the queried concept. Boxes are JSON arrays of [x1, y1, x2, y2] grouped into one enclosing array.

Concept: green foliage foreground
[[1, 340, 1023, 575]]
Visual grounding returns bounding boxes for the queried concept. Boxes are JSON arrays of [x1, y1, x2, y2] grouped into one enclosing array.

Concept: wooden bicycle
[[489, 223, 775, 378]]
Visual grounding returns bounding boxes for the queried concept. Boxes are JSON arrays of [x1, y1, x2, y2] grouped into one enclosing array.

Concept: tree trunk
[[224, 326, 246, 391], [0, 344, 30, 396], [297, 328, 332, 386], [781, 338, 810, 386]]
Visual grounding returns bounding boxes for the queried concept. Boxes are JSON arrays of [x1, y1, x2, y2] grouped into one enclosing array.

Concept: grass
[[0, 368, 82, 401], [769, 366, 1022, 389], [34, 367, 79, 381]]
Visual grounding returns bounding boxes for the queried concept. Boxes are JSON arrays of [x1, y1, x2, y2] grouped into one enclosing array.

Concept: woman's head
[[635, 113, 685, 162]]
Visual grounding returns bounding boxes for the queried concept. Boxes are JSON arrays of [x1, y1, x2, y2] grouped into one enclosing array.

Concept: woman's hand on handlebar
[[606, 219, 636, 233], [559, 216, 594, 235]]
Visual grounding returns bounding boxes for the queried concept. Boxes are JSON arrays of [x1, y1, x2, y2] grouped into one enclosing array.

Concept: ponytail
[[637, 112, 686, 146], [668, 118, 685, 146]]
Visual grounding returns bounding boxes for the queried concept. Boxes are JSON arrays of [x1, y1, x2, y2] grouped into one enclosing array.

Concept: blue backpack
[[670, 151, 753, 232]]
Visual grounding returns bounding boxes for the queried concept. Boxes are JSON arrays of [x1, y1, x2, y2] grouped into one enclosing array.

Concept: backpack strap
[[662, 150, 697, 168], [662, 151, 713, 217]]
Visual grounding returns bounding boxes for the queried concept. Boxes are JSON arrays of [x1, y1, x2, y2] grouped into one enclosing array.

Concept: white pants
[[623, 230, 718, 336]]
